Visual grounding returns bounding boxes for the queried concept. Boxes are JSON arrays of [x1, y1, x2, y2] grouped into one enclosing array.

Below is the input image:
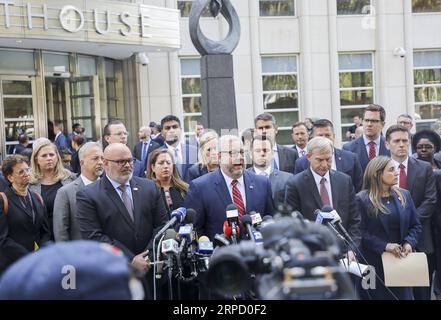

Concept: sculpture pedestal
[[200, 54, 238, 134]]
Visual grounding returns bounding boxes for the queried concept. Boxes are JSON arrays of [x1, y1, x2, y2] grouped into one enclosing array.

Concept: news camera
[[206, 212, 356, 300]]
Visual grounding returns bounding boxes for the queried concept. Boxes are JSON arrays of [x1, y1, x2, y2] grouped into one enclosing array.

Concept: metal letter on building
[[93, 9, 111, 35], [119, 12, 132, 36], [0, 0, 14, 28], [59, 5, 84, 33], [27, 3, 48, 30]]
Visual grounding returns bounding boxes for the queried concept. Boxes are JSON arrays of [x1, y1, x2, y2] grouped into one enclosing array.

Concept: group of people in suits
[[1, 104, 441, 300]]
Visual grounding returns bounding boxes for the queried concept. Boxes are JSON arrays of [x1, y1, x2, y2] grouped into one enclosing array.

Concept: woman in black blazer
[[0, 155, 51, 274], [356, 156, 422, 300], [147, 149, 189, 217]]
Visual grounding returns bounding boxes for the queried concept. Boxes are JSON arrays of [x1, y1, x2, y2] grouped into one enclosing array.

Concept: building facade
[[1, 0, 441, 159]]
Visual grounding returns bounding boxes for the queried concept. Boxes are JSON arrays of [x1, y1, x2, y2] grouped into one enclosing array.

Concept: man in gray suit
[[53, 142, 104, 241], [254, 113, 299, 174], [247, 135, 294, 208]]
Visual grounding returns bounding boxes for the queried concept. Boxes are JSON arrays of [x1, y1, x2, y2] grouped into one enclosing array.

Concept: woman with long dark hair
[[356, 156, 421, 300]]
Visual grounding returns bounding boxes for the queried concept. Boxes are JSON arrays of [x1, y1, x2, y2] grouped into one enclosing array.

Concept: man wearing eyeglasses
[[343, 104, 390, 173], [76, 143, 168, 293], [102, 120, 145, 177], [184, 135, 275, 241], [159, 115, 198, 182]]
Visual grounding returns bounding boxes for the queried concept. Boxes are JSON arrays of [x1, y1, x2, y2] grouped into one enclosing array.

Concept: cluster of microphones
[[151, 203, 360, 300]]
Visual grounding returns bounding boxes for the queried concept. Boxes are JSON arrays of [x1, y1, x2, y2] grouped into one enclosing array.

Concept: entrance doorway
[[0, 76, 37, 160], [45, 75, 101, 143]]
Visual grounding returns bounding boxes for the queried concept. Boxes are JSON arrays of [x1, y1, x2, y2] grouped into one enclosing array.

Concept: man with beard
[[160, 115, 198, 182], [184, 135, 275, 240], [76, 143, 168, 276], [53, 142, 104, 241]]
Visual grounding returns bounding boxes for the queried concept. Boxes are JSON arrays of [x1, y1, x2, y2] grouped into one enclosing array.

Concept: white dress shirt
[[220, 169, 247, 208], [363, 135, 381, 158], [310, 169, 333, 208]]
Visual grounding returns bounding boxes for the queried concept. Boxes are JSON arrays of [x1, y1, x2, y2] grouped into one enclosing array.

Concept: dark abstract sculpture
[[189, 0, 240, 55], [189, 0, 241, 134]]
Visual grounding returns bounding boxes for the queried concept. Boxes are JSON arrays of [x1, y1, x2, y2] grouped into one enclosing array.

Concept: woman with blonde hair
[[356, 156, 421, 300], [29, 138, 76, 239], [187, 130, 219, 181], [147, 148, 189, 217]]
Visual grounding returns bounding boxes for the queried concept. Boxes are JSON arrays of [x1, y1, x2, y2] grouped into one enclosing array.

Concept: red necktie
[[368, 141, 376, 160], [231, 180, 245, 219], [320, 177, 331, 206], [399, 163, 407, 189]]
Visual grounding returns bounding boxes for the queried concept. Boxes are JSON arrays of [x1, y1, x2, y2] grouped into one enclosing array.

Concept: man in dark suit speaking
[[184, 135, 275, 240], [286, 136, 361, 261], [76, 143, 168, 273]]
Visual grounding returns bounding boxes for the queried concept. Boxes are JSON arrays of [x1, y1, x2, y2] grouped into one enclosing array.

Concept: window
[[259, 0, 295, 17], [414, 51, 441, 131], [180, 58, 202, 136], [337, 0, 371, 15], [105, 59, 124, 120], [412, 0, 441, 13], [339, 53, 374, 141], [177, 1, 212, 18], [261, 56, 299, 144]]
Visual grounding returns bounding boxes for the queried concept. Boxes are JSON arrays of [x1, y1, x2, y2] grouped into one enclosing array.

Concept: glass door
[[69, 76, 101, 141], [0, 76, 37, 160]]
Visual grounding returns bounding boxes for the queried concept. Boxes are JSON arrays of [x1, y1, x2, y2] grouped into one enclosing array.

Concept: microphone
[[161, 229, 179, 256], [314, 209, 334, 225], [321, 205, 352, 242], [198, 236, 214, 255], [155, 207, 187, 237], [249, 211, 263, 227], [225, 204, 240, 244], [183, 208, 196, 225], [223, 220, 240, 242], [241, 214, 262, 244], [213, 233, 231, 247]]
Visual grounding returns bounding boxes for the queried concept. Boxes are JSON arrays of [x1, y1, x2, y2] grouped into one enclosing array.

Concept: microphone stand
[[166, 254, 174, 300]]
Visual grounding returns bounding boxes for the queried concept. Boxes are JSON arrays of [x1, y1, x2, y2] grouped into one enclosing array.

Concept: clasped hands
[[385, 242, 412, 258]]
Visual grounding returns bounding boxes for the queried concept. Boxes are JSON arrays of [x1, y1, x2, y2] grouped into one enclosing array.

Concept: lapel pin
[[133, 187, 139, 191], [249, 185, 254, 190]]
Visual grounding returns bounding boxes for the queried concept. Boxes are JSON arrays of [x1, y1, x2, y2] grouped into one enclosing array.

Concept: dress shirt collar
[[80, 174, 98, 186], [220, 169, 245, 188], [363, 134, 381, 147]]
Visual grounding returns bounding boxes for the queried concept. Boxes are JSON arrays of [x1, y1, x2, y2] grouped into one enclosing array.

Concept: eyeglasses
[[363, 119, 382, 124], [416, 144, 434, 150], [111, 131, 129, 137], [14, 167, 32, 176], [105, 158, 135, 166], [220, 150, 245, 157]]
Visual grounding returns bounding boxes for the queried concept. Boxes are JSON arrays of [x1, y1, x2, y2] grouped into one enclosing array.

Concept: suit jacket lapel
[[244, 171, 255, 213], [130, 179, 142, 227], [406, 158, 417, 193], [277, 145, 285, 169], [103, 177, 135, 229], [214, 170, 234, 209], [9, 193, 34, 220], [334, 148, 343, 172], [357, 138, 369, 169], [305, 169, 322, 208], [329, 170, 339, 208]]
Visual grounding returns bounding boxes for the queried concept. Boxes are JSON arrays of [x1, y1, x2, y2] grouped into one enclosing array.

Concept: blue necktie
[[141, 142, 148, 162], [272, 158, 279, 170]]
